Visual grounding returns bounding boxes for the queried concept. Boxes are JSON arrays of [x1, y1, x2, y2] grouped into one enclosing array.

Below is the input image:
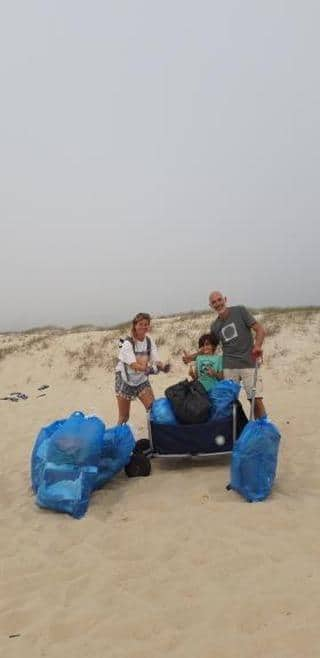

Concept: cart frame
[[147, 403, 239, 459]]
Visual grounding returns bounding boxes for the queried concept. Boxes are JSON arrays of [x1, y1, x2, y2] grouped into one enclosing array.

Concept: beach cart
[[134, 401, 248, 462]]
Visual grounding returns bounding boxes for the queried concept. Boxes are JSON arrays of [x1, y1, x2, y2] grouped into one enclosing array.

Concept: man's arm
[[251, 321, 265, 357]]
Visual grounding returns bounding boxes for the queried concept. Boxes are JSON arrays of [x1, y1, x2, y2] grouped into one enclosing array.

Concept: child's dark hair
[[198, 333, 218, 349]]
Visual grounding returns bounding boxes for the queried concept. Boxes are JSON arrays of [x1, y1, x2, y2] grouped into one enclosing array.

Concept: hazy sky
[[1, 1, 320, 331]]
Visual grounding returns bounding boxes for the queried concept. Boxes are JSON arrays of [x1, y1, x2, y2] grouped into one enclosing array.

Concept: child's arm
[[206, 355, 224, 380], [188, 364, 197, 380], [206, 367, 224, 380], [182, 349, 202, 364]]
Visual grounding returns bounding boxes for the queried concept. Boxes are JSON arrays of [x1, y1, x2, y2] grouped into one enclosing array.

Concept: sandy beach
[[1, 309, 320, 658]]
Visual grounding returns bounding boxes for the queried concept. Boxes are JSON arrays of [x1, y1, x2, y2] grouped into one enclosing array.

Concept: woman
[[115, 313, 166, 424]]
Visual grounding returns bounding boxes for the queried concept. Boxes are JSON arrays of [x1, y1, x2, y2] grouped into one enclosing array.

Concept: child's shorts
[[115, 372, 152, 401], [223, 368, 263, 399]]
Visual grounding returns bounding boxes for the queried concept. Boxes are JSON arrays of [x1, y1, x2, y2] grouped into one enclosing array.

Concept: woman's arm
[[119, 340, 148, 373], [150, 337, 161, 366], [130, 361, 148, 373]]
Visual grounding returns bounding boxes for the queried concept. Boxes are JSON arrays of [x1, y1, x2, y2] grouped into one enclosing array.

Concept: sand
[[1, 310, 320, 658]]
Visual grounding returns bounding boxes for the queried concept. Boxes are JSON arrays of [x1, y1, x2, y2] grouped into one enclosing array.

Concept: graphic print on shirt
[[199, 359, 211, 378], [221, 322, 238, 342]]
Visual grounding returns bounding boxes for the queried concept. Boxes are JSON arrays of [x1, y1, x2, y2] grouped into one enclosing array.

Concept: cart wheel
[[226, 483, 232, 491], [125, 452, 151, 478]]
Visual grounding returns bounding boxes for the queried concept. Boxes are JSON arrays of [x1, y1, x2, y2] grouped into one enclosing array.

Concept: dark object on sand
[[10, 392, 28, 400], [38, 384, 49, 391], [1, 392, 28, 401], [134, 438, 153, 457], [125, 452, 151, 477], [1, 396, 19, 402]]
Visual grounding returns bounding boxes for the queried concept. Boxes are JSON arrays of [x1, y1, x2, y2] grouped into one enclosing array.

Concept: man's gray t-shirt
[[210, 305, 256, 369]]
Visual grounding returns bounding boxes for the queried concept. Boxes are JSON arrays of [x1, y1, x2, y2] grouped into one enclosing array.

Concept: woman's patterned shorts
[[115, 371, 152, 401]]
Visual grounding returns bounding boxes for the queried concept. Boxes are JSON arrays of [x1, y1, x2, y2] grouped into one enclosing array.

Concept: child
[[187, 334, 223, 392]]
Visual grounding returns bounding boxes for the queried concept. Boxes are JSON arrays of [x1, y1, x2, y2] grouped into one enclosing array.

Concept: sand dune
[[1, 309, 320, 658]]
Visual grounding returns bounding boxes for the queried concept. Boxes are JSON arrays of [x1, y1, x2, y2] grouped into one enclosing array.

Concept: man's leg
[[254, 397, 266, 419], [223, 369, 241, 383], [241, 369, 266, 420]]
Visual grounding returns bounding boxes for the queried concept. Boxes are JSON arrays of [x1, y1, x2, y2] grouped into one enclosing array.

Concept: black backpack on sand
[[125, 452, 151, 477]]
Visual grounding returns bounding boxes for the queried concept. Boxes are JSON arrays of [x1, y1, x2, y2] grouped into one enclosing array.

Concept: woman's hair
[[131, 312, 151, 336], [198, 333, 218, 349]]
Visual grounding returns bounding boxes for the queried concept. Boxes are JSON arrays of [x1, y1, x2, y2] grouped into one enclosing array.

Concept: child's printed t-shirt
[[195, 354, 223, 391]]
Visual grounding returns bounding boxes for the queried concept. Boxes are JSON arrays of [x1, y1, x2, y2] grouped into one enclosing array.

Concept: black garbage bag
[[165, 379, 211, 424]]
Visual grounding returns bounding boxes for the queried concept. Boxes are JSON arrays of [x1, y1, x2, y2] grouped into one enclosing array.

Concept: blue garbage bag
[[31, 419, 65, 493], [208, 380, 240, 419], [95, 424, 136, 489], [229, 418, 281, 502], [46, 411, 105, 466], [31, 412, 136, 518], [150, 398, 178, 425], [36, 463, 98, 519]]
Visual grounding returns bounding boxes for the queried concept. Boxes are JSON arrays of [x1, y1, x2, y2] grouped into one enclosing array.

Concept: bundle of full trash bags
[[151, 379, 281, 503], [31, 411, 135, 519], [31, 381, 281, 516], [151, 379, 241, 425]]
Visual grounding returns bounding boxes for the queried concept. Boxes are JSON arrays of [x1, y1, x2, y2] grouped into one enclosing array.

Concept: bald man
[[183, 292, 266, 419], [208, 291, 266, 419]]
